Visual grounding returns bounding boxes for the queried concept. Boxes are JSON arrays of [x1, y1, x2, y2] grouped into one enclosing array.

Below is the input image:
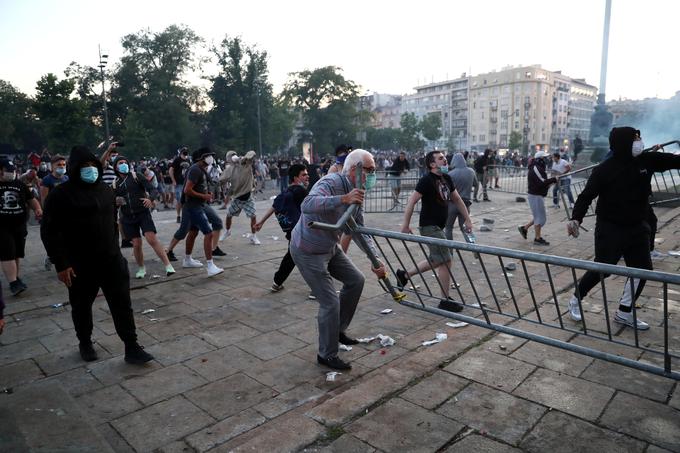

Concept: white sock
[[185, 254, 192, 260], [207, 259, 214, 266]]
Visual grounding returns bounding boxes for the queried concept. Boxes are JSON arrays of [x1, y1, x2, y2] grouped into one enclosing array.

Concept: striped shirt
[[291, 173, 375, 255], [101, 165, 116, 186]]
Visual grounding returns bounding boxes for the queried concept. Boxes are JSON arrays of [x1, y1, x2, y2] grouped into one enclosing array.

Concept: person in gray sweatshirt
[[445, 153, 477, 240]]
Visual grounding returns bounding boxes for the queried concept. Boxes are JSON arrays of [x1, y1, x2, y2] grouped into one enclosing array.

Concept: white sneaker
[[271, 282, 284, 292], [182, 257, 204, 268], [650, 250, 665, 259], [207, 262, 224, 277], [568, 296, 582, 322], [219, 229, 230, 242], [614, 310, 650, 330], [250, 234, 261, 245], [308, 293, 316, 300]]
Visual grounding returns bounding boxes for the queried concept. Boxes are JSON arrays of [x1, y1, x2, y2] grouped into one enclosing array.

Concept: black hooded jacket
[[571, 127, 680, 225], [527, 157, 556, 196], [41, 146, 120, 272]]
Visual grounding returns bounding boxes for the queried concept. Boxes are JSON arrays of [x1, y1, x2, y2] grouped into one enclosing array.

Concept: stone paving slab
[[444, 348, 536, 392], [399, 370, 469, 410], [519, 410, 646, 453], [444, 434, 523, 453], [437, 382, 546, 445], [347, 398, 461, 452]]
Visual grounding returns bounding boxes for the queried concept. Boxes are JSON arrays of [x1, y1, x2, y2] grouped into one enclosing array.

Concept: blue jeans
[[173, 205, 223, 240], [279, 176, 288, 193], [552, 178, 574, 205]]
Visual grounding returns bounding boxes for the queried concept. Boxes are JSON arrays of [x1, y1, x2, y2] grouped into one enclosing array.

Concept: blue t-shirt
[[41, 174, 69, 193]]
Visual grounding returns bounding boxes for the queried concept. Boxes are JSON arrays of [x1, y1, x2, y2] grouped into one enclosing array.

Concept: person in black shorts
[[112, 156, 175, 279], [0, 158, 42, 295]]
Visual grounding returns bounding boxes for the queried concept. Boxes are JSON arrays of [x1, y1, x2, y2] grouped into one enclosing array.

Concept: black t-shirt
[[184, 164, 209, 207], [0, 179, 33, 227], [415, 172, 455, 228], [171, 156, 191, 185], [389, 158, 410, 176], [278, 160, 290, 177]]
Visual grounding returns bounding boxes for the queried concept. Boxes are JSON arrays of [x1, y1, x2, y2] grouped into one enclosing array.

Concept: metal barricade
[[311, 208, 680, 379], [486, 165, 528, 195], [365, 171, 421, 213]]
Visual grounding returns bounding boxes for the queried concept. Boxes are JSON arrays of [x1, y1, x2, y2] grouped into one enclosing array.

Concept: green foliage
[[0, 80, 40, 150], [282, 66, 360, 155], [591, 146, 607, 163], [33, 73, 89, 153], [366, 127, 400, 150], [420, 112, 442, 143], [398, 112, 423, 151], [508, 130, 522, 151]]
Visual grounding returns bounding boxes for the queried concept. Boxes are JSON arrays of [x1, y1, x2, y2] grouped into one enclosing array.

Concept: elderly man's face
[[349, 155, 376, 188]]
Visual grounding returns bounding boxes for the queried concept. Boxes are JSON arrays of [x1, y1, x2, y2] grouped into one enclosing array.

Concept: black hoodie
[[571, 127, 680, 225], [41, 146, 120, 272]]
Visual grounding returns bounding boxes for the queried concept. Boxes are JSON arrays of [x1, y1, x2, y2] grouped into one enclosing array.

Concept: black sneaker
[[396, 269, 408, 290], [79, 342, 98, 362], [9, 280, 25, 296], [534, 237, 550, 246], [176, 215, 181, 224], [317, 355, 352, 370], [518, 225, 528, 240], [483, 196, 491, 202], [16, 277, 28, 291], [339, 332, 359, 345], [124, 343, 154, 365], [212, 246, 227, 257], [121, 239, 133, 248], [166, 250, 177, 262], [438, 298, 464, 312]]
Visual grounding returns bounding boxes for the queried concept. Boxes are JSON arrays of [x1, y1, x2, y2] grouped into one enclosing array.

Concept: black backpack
[[272, 187, 301, 232]]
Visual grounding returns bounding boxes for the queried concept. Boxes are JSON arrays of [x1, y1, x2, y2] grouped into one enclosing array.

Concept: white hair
[[342, 149, 374, 175]]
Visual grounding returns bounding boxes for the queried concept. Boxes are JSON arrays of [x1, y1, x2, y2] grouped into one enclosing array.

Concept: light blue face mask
[[364, 173, 377, 190], [55, 167, 66, 176], [80, 166, 99, 183], [117, 163, 130, 174], [439, 165, 449, 173]]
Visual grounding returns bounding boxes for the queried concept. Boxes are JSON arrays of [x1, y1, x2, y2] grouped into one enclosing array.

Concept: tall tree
[[109, 25, 203, 156], [508, 130, 522, 151], [281, 66, 359, 155], [207, 35, 294, 154], [366, 127, 400, 151], [0, 80, 41, 150], [398, 112, 423, 151], [420, 112, 442, 148], [33, 73, 88, 153]]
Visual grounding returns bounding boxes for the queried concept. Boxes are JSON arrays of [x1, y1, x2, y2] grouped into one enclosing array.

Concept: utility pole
[[98, 45, 111, 147]]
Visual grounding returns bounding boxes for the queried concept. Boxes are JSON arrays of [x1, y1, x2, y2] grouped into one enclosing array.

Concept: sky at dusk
[[1, 0, 678, 100]]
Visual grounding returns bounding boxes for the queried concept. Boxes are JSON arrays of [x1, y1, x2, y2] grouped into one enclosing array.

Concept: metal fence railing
[[364, 171, 421, 213], [486, 165, 528, 195], [359, 227, 680, 380]]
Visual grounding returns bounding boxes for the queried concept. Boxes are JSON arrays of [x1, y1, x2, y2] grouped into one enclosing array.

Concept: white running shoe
[[568, 296, 582, 322], [271, 282, 284, 292], [219, 229, 230, 242], [182, 257, 204, 268], [614, 310, 650, 330], [250, 234, 261, 245], [207, 262, 224, 277]]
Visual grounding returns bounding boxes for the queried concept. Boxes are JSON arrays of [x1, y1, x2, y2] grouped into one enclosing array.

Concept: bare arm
[[401, 191, 422, 233]]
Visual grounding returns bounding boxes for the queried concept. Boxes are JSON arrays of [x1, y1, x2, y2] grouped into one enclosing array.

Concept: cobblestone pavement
[[1, 187, 679, 452]]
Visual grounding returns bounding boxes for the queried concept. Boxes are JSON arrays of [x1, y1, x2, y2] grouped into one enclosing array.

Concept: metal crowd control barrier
[[364, 171, 421, 213], [486, 165, 528, 195], [311, 208, 680, 379]]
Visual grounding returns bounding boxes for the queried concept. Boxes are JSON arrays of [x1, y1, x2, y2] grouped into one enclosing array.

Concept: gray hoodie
[[448, 153, 476, 202]]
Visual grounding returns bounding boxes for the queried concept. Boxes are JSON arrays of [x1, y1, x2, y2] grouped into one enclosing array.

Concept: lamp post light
[[98, 45, 111, 147]]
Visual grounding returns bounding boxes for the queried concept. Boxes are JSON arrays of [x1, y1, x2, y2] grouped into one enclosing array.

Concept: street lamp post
[[98, 45, 111, 147]]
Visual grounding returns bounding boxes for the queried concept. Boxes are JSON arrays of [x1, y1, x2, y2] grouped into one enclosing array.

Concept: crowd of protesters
[[1, 129, 671, 371]]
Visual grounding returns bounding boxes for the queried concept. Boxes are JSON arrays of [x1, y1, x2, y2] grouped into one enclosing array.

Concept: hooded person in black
[[566, 127, 680, 329], [40, 145, 153, 364]]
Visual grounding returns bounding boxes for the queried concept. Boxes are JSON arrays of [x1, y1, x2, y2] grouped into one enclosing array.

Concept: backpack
[[272, 187, 301, 233]]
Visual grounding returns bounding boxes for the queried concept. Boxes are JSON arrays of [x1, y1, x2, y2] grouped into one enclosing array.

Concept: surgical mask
[[232, 155, 240, 163], [55, 167, 66, 176], [336, 154, 347, 165], [204, 156, 214, 165], [2, 171, 15, 181], [80, 167, 99, 183], [439, 165, 449, 173], [632, 140, 645, 157], [364, 173, 377, 190], [117, 163, 130, 174]]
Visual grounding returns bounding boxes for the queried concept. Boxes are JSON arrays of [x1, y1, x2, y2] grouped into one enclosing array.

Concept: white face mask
[[204, 156, 214, 165], [232, 155, 240, 163], [632, 140, 645, 157]]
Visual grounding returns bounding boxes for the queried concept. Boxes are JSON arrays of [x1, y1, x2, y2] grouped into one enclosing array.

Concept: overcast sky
[[1, 0, 677, 100]]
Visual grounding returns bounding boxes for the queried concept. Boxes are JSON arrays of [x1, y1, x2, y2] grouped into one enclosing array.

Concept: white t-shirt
[[551, 158, 572, 179]]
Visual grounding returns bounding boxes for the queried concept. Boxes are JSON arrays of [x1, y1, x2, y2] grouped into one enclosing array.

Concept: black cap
[[195, 147, 215, 161], [0, 158, 15, 172]]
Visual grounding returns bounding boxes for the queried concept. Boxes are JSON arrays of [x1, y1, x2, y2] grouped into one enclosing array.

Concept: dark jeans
[[273, 232, 295, 286], [575, 220, 652, 303], [552, 178, 575, 205], [67, 254, 137, 345]]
